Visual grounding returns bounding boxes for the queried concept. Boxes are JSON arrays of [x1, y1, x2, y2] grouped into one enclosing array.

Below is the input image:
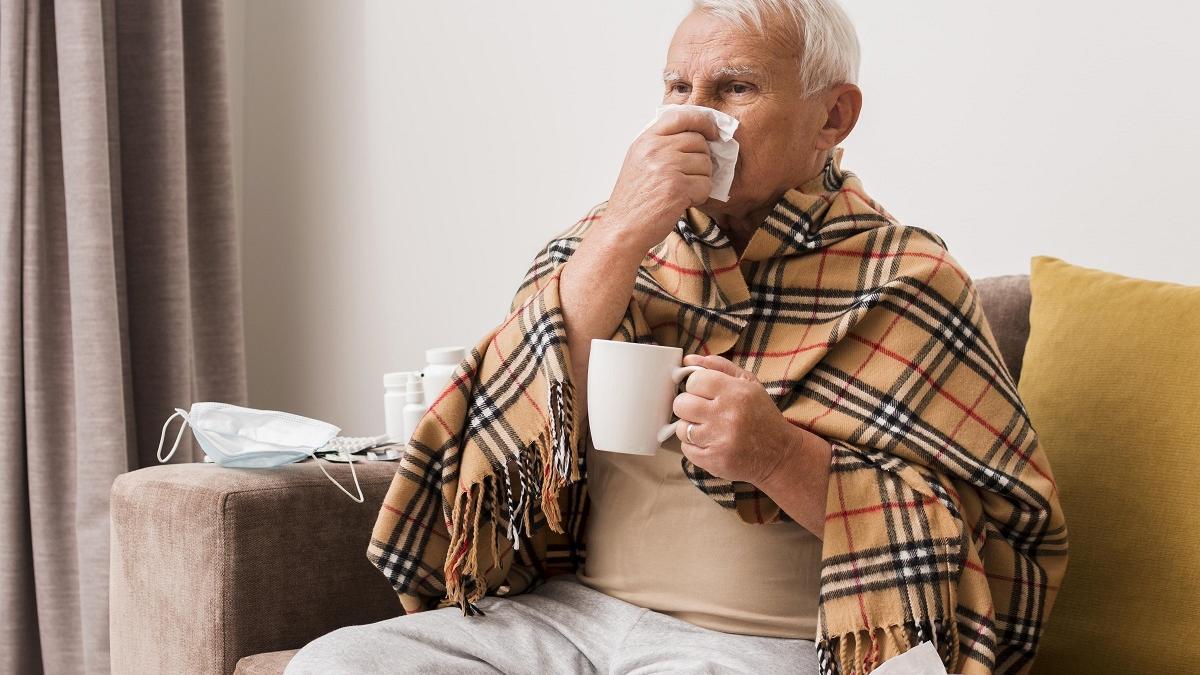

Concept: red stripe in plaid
[[847, 332, 1056, 490], [382, 503, 449, 542], [825, 495, 939, 522]]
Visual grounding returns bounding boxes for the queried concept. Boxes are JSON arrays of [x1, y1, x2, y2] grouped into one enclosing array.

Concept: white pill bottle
[[401, 377, 426, 446], [383, 371, 415, 442], [422, 346, 466, 409]]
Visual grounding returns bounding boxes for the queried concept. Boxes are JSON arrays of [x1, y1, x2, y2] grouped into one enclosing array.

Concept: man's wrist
[[759, 422, 811, 492], [591, 225, 651, 265], [592, 208, 661, 259], [756, 421, 834, 538]]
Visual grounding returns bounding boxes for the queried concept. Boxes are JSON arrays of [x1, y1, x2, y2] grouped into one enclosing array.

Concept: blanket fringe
[[445, 374, 581, 614], [542, 376, 578, 533], [818, 620, 960, 675], [505, 440, 531, 548], [945, 556, 962, 669], [443, 480, 480, 612]]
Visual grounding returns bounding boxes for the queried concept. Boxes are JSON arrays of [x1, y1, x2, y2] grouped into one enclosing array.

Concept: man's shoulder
[[880, 221, 949, 256], [872, 222, 976, 298]]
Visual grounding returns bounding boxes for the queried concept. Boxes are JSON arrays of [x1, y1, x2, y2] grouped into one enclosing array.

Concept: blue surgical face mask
[[156, 402, 363, 503]]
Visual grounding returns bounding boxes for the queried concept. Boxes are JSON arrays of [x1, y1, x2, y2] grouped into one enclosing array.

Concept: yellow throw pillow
[[1021, 255, 1200, 673]]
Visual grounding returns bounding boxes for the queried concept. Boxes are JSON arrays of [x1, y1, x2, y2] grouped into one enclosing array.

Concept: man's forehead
[[664, 9, 799, 82]]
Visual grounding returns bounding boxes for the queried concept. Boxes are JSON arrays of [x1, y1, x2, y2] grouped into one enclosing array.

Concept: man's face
[[663, 10, 830, 214]]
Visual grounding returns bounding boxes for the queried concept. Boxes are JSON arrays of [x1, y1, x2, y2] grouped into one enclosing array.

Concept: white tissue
[[643, 103, 740, 202], [866, 642, 955, 675]]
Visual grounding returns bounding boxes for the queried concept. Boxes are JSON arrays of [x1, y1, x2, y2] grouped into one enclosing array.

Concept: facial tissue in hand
[[644, 103, 740, 202]]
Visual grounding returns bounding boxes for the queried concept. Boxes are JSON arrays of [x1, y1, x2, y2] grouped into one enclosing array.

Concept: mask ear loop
[[157, 409, 190, 463], [316, 452, 364, 503]]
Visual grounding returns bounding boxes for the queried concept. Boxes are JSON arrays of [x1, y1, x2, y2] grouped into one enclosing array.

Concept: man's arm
[[756, 423, 834, 540], [558, 228, 647, 416], [558, 108, 720, 413]]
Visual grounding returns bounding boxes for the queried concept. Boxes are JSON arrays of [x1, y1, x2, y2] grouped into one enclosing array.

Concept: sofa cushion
[[1019, 255, 1200, 673], [235, 649, 298, 675], [109, 461, 401, 675], [973, 274, 1032, 383]]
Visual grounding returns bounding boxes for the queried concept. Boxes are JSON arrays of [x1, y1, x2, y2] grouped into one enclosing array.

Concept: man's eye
[[725, 82, 753, 95], [670, 83, 691, 95]]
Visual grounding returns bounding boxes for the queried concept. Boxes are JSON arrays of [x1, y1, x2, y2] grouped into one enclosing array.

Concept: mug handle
[[656, 364, 706, 444]]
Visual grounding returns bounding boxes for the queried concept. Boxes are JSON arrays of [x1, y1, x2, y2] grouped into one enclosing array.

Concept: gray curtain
[[0, 0, 246, 672]]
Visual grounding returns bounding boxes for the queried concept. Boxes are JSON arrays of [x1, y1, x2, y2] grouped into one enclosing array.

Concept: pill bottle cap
[[405, 378, 425, 403], [426, 346, 466, 366], [384, 371, 412, 389]]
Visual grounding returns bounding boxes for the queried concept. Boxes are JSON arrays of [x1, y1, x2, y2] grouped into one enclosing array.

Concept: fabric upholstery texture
[[1019, 255, 1200, 674], [235, 650, 300, 675], [971, 274, 1032, 383], [109, 461, 401, 674]]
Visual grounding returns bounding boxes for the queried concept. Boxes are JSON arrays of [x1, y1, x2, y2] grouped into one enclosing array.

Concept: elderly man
[[288, 1, 1066, 674]]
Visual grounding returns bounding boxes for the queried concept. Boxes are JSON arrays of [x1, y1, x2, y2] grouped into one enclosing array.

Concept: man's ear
[[814, 83, 863, 151]]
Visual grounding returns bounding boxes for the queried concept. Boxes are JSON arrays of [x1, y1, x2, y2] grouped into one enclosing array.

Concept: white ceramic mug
[[586, 339, 706, 455]]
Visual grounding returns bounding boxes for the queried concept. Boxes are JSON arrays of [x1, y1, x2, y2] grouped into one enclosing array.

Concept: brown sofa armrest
[[109, 460, 403, 674]]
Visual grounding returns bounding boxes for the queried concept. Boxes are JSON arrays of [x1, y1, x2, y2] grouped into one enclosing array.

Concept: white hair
[[690, 0, 860, 97]]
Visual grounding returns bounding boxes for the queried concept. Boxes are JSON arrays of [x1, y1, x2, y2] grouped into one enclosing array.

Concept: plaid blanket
[[367, 149, 1067, 674]]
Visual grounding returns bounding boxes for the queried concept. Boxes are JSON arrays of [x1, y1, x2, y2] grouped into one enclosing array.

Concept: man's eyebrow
[[662, 65, 761, 83], [713, 64, 759, 78]]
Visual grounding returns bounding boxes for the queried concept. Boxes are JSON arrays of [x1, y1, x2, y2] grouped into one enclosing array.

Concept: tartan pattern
[[366, 148, 1067, 674]]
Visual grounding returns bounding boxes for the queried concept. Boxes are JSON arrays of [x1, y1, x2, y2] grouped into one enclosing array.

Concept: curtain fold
[[0, 0, 246, 672]]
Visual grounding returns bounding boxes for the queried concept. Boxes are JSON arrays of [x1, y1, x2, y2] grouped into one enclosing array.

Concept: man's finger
[[676, 151, 713, 177], [686, 354, 752, 380], [672, 391, 711, 422], [651, 108, 721, 142], [666, 130, 715, 155]]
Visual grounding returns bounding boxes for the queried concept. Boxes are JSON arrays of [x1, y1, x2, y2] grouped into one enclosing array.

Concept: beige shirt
[[574, 437, 823, 639]]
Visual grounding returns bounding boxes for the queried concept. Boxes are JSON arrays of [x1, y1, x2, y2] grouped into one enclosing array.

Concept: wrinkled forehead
[[664, 9, 800, 81]]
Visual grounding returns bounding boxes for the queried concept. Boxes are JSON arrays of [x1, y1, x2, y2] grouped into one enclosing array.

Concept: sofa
[[109, 273, 1036, 674]]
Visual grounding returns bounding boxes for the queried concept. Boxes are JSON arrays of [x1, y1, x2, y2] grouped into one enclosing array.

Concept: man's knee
[[285, 610, 499, 675]]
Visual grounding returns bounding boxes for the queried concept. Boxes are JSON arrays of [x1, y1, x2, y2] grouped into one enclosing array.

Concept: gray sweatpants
[[285, 574, 819, 674]]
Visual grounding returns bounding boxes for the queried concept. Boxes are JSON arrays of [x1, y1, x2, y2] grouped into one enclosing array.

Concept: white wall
[[238, 0, 375, 431], [233, 1, 1200, 434], [840, 1, 1200, 284]]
